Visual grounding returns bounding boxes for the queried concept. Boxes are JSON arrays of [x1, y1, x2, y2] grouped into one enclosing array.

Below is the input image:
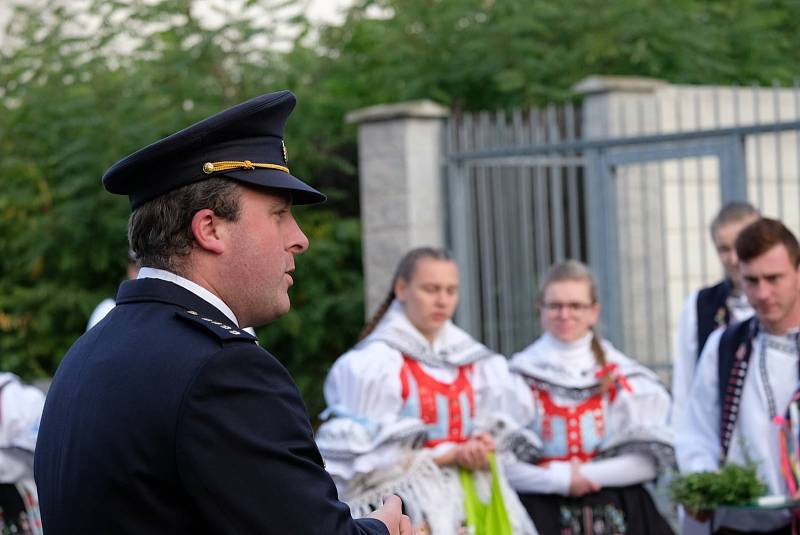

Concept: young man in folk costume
[[677, 218, 800, 535], [672, 201, 760, 427], [673, 202, 759, 534]]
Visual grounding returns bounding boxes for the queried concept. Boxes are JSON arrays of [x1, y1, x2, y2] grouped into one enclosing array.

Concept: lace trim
[[596, 440, 676, 472]]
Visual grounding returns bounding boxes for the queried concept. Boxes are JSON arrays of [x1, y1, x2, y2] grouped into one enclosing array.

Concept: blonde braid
[[590, 329, 613, 394]]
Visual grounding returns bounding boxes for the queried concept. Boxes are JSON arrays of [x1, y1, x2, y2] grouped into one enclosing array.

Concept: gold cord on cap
[[202, 160, 290, 175]]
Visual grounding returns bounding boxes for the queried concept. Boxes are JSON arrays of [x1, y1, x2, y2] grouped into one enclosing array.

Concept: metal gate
[[443, 82, 800, 380]]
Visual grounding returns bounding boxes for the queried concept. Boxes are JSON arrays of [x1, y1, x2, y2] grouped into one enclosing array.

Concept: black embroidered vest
[[696, 279, 733, 360], [716, 317, 758, 458]]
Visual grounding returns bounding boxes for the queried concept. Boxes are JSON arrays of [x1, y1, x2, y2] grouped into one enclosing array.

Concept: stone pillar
[[346, 100, 449, 317]]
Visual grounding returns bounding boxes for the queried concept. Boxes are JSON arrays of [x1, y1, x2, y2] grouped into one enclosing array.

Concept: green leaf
[[670, 463, 768, 511]]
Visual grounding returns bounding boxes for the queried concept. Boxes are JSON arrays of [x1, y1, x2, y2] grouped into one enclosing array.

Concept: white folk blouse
[[677, 325, 799, 532]]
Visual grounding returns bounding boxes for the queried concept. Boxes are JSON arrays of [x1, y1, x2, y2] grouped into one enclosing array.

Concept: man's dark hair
[[710, 201, 759, 238], [735, 217, 800, 268], [128, 178, 242, 275]]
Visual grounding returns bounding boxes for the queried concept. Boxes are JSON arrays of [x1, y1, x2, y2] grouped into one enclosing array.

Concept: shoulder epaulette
[[175, 309, 257, 342]]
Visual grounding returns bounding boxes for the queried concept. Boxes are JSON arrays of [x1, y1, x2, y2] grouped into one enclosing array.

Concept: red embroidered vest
[[399, 355, 475, 448], [532, 388, 606, 463]]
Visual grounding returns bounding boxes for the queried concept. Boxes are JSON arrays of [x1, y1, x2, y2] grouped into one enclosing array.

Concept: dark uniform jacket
[[34, 278, 387, 535]]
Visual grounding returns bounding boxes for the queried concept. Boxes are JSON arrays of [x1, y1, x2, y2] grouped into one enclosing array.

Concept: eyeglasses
[[541, 302, 595, 312]]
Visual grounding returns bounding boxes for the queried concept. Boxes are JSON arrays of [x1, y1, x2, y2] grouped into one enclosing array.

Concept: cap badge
[[282, 140, 288, 164]]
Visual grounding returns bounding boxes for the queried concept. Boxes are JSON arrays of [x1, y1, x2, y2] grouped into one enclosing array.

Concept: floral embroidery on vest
[[533, 388, 606, 463], [399, 355, 475, 447]]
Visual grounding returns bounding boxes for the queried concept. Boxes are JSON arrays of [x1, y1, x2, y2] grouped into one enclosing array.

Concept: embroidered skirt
[[518, 484, 674, 535]]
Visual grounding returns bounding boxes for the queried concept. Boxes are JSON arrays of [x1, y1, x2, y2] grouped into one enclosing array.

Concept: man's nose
[[286, 214, 309, 253], [754, 280, 770, 299]]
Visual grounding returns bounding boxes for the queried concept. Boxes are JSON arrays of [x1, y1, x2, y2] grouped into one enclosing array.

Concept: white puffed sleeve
[[672, 291, 698, 427], [605, 373, 672, 436], [319, 343, 425, 482], [323, 342, 405, 422], [471, 354, 535, 423], [598, 366, 674, 474], [0, 375, 43, 485], [675, 329, 723, 474], [574, 365, 671, 487], [0, 375, 44, 452]]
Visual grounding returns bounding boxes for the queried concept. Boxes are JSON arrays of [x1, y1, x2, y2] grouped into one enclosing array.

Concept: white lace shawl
[[358, 300, 495, 368], [510, 333, 674, 468]]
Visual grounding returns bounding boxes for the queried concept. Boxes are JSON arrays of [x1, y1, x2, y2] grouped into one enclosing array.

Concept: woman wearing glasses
[[505, 260, 674, 534]]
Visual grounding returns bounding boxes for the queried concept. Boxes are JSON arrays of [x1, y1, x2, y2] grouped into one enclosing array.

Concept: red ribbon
[[595, 363, 633, 393]]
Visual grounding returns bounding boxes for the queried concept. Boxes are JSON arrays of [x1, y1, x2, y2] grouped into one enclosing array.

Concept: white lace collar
[[359, 300, 494, 367], [510, 332, 655, 388]]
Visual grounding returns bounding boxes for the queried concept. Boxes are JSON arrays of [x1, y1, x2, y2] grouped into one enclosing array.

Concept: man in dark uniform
[[34, 91, 412, 535]]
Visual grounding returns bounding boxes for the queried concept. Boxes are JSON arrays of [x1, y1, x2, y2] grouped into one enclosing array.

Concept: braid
[[591, 329, 613, 394], [358, 290, 395, 341]]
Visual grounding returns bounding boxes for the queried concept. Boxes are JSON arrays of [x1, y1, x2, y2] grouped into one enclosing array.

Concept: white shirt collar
[[137, 267, 240, 327], [542, 331, 594, 356]]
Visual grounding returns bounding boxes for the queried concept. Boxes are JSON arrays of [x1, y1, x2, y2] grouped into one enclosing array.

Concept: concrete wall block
[[363, 228, 412, 317], [405, 119, 445, 247], [358, 121, 407, 158]]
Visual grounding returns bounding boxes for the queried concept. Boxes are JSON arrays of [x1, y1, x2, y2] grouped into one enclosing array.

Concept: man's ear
[[191, 208, 226, 254]]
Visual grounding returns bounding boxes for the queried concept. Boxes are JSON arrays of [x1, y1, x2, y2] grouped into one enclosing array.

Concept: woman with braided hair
[[316, 247, 537, 534], [506, 260, 675, 534]]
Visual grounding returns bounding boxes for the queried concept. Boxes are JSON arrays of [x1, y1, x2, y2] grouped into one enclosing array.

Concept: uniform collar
[[136, 267, 239, 326], [115, 277, 234, 326]]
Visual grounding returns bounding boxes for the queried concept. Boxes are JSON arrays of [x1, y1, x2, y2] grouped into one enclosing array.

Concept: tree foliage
[[3, 0, 800, 416], [0, 0, 365, 418], [305, 0, 800, 112]]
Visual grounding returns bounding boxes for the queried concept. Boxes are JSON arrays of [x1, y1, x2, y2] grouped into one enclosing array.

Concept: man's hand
[[367, 495, 415, 535], [568, 460, 600, 497]]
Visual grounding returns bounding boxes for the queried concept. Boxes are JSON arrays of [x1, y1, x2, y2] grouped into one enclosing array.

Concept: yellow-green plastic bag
[[459, 452, 513, 535]]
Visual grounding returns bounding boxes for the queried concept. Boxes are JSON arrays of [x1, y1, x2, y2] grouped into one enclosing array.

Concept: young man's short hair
[[710, 201, 759, 238], [735, 217, 800, 267]]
